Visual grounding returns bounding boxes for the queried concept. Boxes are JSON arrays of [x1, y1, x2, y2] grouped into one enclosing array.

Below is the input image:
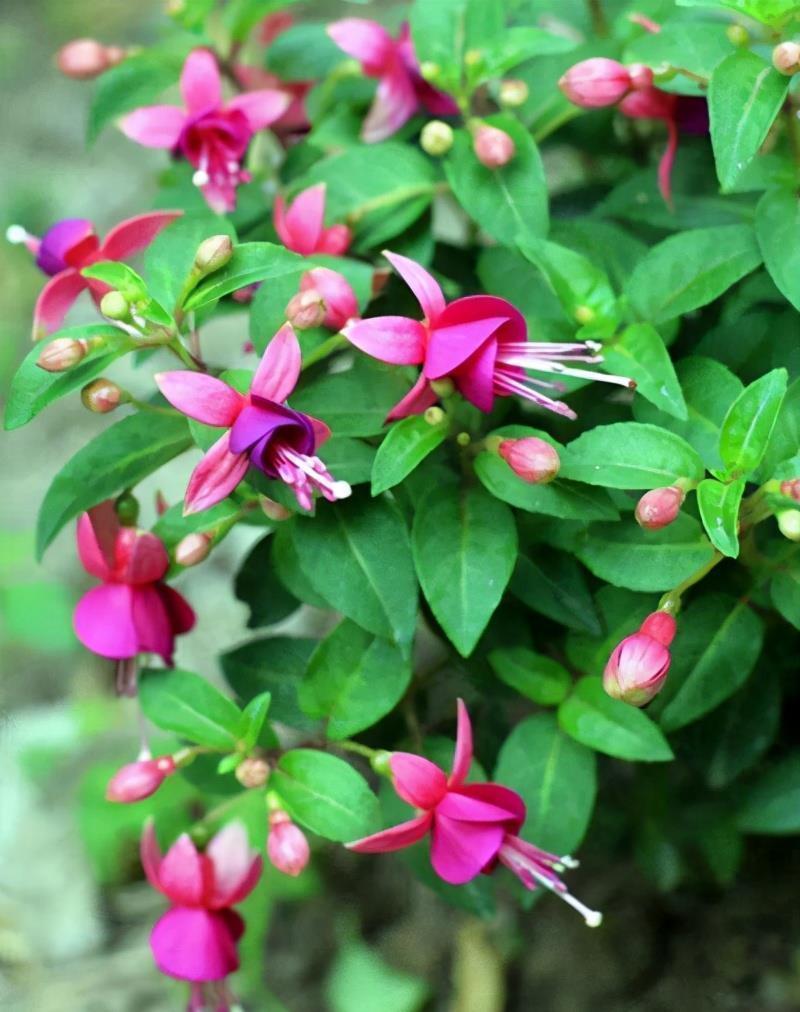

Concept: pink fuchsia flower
[[141, 820, 262, 1010], [6, 211, 181, 339], [106, 755, 176, 803], [267, 811, 310, 876], [74, 501, 195, 680], [635, 485, 685, 530], [348, 700, 602, 925], [558, 58, 636, 108], [327, 19, 458, 142], [120, 49, 290, 213], [345, 252, 633, 420], [273, 184, 352, 257], [300, 268, 358, 331], [603, 610, 677, 706], [156, 324, 351, 513]]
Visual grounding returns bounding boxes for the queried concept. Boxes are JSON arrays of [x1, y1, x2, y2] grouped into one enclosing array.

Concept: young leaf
[[183, 243, 304, 311], [517, 237, 618, 326], [139, 668, 243, 750], [696, 478, 745, 557], [718, 368, 787, 478], [488, 647, 571, 706], [371, 414, 448, 496], [240, 691, 272, 750], [736, 754, 800, 834], [601, 323, 687, 421], [410, 0, 503, 94], [624, 20, 734, 80]]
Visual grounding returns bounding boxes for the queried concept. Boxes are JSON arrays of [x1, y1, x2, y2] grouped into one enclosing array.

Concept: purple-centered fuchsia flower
[[327, 18, 458, 142], [142, 820, 262, 1011], [273, 184, 352, 257], [348, 700, 602, 925], [345, 252, 633, 420], [156, 324, 351, 513], [120, 49, 289, 213], [7, 211, 181, 339]]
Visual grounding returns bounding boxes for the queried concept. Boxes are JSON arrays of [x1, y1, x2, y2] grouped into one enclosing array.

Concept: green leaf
[[272, 749, 380, 841], [327, 937, 428, 1012], [566, 585, 655, 676], [220, 635, 318, 730], [240, 692, 272, 750], [265, 21, 342, 80], [602, 323, 687, 421], [577, 516, 716, 592], [771, 562, 800, 630], [139, 668, 243, 750], [624, 20, 734, 80], [709, 51, 788, 192], [183, 243, 304, 311], [36, 413, 191, 558], [413, 484, 517, 657], [299, 620, 411, 739], [624, 226, 762, 323], [291, 359, 410, 437], [736, 754, 800, 834], [371, 414, 448, 496], [478, 27, 576, 79], [152, 499, 241, 552], [560, 422, 705, 489], [696, 478, 745, 557], [517, 237, 618, 326], [494, 713, 596, 854], [676, 0, 799, 28], [488, 647, 571, 706], [558, 677, 674, 762], [234, 535, 300, 629], [144, 213, 237, 311], [718, 368, 787, 478], [755, 187, 800, 312], [410, 0, 504, 94], [320, 436, 376, 486], [511, 551, 602, 635]]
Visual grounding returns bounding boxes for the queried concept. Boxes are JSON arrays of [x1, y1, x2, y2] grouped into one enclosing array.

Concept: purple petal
[[454, 783, 527, 832], [74, 584, 139, 659], [36, 219, 97, 276], [430, 814, 505, 885], [425, 316, 506, 380], [452, 338, 499, 413], [131, 585, 176, 665], [158, 585, 196, 637]]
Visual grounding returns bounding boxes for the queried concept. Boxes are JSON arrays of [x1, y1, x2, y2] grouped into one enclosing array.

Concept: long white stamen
[[493, 371, 577, 419], [6, 224, 31, 244]]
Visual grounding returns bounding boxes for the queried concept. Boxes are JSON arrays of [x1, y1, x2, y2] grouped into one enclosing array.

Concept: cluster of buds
[[603, 610, 676, 706], [559, 58, 654, 109], [498, 436, 560, 484], [472, 122, 516, 168], [635, 485, 685, 530], [56, 38, 126, 80], [266, 796, 310, 876]]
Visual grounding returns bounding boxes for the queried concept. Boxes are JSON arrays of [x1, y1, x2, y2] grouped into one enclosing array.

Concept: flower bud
[[772, 41, 800, 75], [603, 611, 676, 706], [300, 268, 358, 331], [726, 24, 750, 47], [115, 491, 140, 527], [235, 757, 271, 789], [420, 61, 440, 82], [499, 437, 560, 484], [558, 58, 632, 108], [574, 304, 595, 324], [420, 120, 454, 156], [260, 496, 293, 521], [175, 531, 212, 567], [464, 48, 483, 67], [628, 62, 654, 90], [286, 288, 326, 330], [430, 377, 455, 397], [106, 756, 175, 802], [780, 478, 800, 502], [499, 79, 529, 107], [194, 235, 234, 275], [473, 124, 516, 168], [635, 486, 685, 530], [100, 290, 130, 320], [81, 378, 122, 414], [267, 811, 310, 876], [639, 610, 677, 647], [56, 38, 124, 80], [778, 509, 800, 541], [316, 223, 352, 257], [424, 406, 446, 426], [37, 337, 89, 372]]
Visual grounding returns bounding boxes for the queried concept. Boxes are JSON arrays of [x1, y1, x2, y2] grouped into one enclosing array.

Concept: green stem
[[128, 398, 182, 417], [346, 182, 448, 225], [336, 739, 380, 761], [301, 332, 347, 369], [587, 0, 608, 36], [658, 551, 725, 612], [533, 105, 581, 143], [168, 339, 202, 370]]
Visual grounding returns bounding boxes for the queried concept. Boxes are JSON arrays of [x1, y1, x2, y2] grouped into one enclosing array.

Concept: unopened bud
[[260, 496, 292, 521], [267, 811, 310, 876], [419, 61, 440, 82], [56, 38, 124, 80], [464, 48, 483, 67], [317, 223, 352, 257], [100, 290, 130, 320], [574, 304, 595, 324], [635, 486, 685, 530], [778, 509, 800, 541], [773, 41, 800, 75], [473, 124, 516, 168], [499, 437, 560, 484], [106, 756, 175, 802], [37, 337, 89, 372], [235, 757, 271, 789], [81, 378, 122, 413], [726, 24, 749, 47], [559, 58, 632, 108], [420, 120, 454, 157], [115, 491, 139, 527], [175, 531, 212, 567], [286, 288, 325, 330], [194, 234, 234, 274], [603, 610, 676, 706], [780, 478, 800, 502], [430, 377, 455, 397], [627, 62, 654, 90], [499, 79, 529, 107], [424, 406, 446, 426], [456, 431, 471, 447], [300, 268, 358, 330]]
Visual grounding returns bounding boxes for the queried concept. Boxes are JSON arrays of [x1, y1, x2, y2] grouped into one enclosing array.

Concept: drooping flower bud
[[778, 509, 800, 541], [424, 406, 446, 426], [473, 124, 516, 168], [194, 234, 234, 275], [499, 437, 560, 484], [639, 610, 677, 646], [300, 268, 358, 330], [420, 120, 454, 156], [286, 288, 326, 330], [81, 378, 123, 414], [635, 485, 685, 530], [772, 41, 800, 75], [37, 337, 90, 372], [559, 58, 632, 108], [235, 757, 271, 789], [780, 478, 800, 502], [175, 532, 212, 567], [100, 290, 130, 320], [106, 756, 176, 803], [267, 811, 310, 876], [260, 496, 293, 521], [603, 610, 676, 706], [56, 38, 125, 80], [499, 79, 529, 108]]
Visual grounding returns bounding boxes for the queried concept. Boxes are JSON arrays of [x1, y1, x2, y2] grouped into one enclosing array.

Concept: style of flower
[[273, 183, 352, 256], [345, 252, 633, 420], [141, 820, 262, 1012], [6, 211, 181, 339], [120, 49, 289, 213], [74, 501, 195, 688], [327, 18, 457, 142], [348, 700, 602, 925], [156, 323, 351, 513]]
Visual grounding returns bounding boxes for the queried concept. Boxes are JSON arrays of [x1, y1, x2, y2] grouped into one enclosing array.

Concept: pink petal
[[140, 820, 163, 891], [77, 503, 119, 579], [383, 251, 445, 324], [327, 18, 395, 75], [438, 294, 527, 344], [159, 584, 196, 636], [386, 373, 437, 421], [449, 698, 473, 787], [309, 415, 331, 447], [120, 105, 187, 148], [251, 323, 301, 402], [123, 531, 170, 584], [181, 49, 222, 115], [131, 585, 175, 665], [452, 338, 499, 413], [430, 814, 506, 885], [150, 907, 239, 982], [658, 118, 679, 207], [200, 178, 238, 215], [74, 584, 139, 659], [344, 316, 427, 365], [455, 783, 526, 832], [436, 791, 522, 824], [99, 211, 183, 261], [274, 185, 325, 255], [158, 833, 210, 906], [184, 433, 250, 515], [346, 813, 433, 853], [390, 753, 448, 809], [416, 78, 460, 117], [206, 822, 263, 907], [227, 89, 290, 132], [362, 64, 418, 143], [155, 371, 244, 426], [32, 269, 86, 339], [425, 317, 506, 380]]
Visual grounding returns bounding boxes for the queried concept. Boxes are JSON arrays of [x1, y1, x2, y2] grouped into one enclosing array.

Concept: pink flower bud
[[628, 62, 655, 90], [56, 38, 124, 80], [286, 289, 326, 330], [773, 41, 800, 75], [37, 337, 89, 372], [301, 268, 358, 330], [175, 532, 212, 567], [235, 757, 271, 788], [267, 811, 310, 876], [558, 58, 632, 108], [780, 478, 800, 502], [618, 86, 676, 121], [639, 610, 677, 646], [260, 496, 293, 521], [106, 756, 175, 803], [603, 631, 671, 706], [81, 378, 122, 414], [316, 223, 352, 257], [635, 486, 685, 530], [498, 437, 560, 484], [473, 124, 516, 168]]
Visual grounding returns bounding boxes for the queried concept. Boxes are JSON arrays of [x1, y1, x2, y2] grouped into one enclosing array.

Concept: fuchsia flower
[[121, 49, 289, 213], [345, 252, 632, 420], [300, 268, 358, 331], [142, 820, 262, 1011], [7, 211, 181, 339], [156, 324, 351, 513], [74, 501, 195, 681], [603, 610, 677, 706], [273, 184, 352, 257], [348, 700, 602, 925], [327, 19, 457, 142]]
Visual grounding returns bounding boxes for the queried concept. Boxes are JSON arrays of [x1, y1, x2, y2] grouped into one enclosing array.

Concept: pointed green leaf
[[696, 477, 745, 557], [602, 323, 687, 421], [719, 368, 787, 478], [488, 647, 571, 706], [371, 414, 448, 496], [139, 668, 243, 750]]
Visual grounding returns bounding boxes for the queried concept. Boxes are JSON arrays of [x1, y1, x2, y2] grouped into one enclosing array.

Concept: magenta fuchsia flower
[[603, 610, 677, 706], [74, 501, 195, 682], [7, 211, 181, 338], [300, 267, 358, 331], [273, 184, 352, 257], [141, 820, 262, 1011], [156, 324, 351, 513], [345, 252, 632, 420], [348, 700, 602, 925], [120, 49, 289, 213], [327, 18, 457, 142]]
